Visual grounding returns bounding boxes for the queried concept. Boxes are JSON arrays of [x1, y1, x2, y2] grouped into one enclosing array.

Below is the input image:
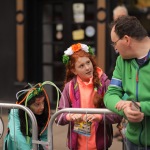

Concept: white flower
[[64, 47, 73, 55], [64, 43, 89, 56], [80, 44, 89, 53]]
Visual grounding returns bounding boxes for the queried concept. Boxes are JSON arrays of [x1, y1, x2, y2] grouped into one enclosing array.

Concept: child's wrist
[[94, 114, 103, 122], [66, 114, 71, 121]]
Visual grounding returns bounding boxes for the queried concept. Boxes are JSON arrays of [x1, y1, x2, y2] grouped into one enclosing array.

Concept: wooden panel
[[16, 0, 24, 82], [96, 0, 106, 71]]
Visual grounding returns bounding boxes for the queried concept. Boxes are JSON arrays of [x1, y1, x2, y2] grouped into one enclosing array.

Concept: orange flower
[[71, 43, 81, 52]]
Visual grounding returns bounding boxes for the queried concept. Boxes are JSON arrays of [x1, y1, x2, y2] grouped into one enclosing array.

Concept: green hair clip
[[26, 86, 43, 102], [88, 46, 94, 55], [62, 55, 69, 64]]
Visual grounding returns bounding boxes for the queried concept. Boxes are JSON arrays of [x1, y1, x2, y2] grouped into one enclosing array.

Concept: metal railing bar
[[48, 108, 114, 150], [0, 103, 38, 150]]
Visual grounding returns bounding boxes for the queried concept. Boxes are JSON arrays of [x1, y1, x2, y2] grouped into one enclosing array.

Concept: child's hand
[[82, 114, 102, 122], [66, 113, 83, 121]]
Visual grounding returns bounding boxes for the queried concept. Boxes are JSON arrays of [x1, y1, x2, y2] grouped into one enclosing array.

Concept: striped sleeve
[[110, 78, 122, 88]]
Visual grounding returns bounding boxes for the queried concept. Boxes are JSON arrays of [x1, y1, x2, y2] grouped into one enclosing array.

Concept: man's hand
[[123, 107, 144, 122], [115, 100, 131, 111]]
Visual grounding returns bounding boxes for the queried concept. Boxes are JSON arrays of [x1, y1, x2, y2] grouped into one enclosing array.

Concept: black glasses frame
[[111, 38, 121, 47]]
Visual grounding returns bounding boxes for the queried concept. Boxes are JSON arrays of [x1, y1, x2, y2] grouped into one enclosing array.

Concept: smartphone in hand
[[131, 100, 141, 112]]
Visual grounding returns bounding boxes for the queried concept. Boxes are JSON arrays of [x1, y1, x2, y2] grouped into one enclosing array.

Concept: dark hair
[[17, 84, 50, 137], [64, 50, 103, 108], [110, 16, 148, 40]]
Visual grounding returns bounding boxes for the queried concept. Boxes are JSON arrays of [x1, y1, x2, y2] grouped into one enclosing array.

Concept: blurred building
[[0, 0, 149, 106]]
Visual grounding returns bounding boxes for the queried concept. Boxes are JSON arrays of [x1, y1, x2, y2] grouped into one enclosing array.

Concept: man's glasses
[[111, 38, 121, 47]]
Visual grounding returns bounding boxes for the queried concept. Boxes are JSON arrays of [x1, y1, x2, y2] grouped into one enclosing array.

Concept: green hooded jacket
[[104, 52, 150, 146], [3, 109, 47, 150]]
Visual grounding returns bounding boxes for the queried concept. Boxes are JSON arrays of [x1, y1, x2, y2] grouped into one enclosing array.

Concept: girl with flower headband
[[56, 43, 122, 150], [4, 82, 54, 150]]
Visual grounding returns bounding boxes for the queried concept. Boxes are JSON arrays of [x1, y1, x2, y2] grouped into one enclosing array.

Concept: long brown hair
[[64, 49, 103, 108], [17, 84, 50, 137]]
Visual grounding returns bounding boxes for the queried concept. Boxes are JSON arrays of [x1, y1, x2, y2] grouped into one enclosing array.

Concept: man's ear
[[124, 35, 131, 46]]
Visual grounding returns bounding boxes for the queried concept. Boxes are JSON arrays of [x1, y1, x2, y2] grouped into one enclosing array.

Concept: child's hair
[[64, 49, 103, 108], [16, 84, 50, 137]]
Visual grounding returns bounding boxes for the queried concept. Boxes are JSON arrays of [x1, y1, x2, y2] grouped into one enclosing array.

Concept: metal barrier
[[48, 108, 114, 150], [0, 105, 121, 150], [0, 103, 38, 150]]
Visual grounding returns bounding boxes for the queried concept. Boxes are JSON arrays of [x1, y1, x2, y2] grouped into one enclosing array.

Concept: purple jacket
[[56, 73, 122, 150]]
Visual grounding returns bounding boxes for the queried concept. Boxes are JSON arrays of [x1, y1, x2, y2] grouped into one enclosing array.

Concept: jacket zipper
[[136, 68, 144, 146]]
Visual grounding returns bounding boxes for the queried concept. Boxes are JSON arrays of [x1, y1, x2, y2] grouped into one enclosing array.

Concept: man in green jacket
[[104, 15, 150, 149]]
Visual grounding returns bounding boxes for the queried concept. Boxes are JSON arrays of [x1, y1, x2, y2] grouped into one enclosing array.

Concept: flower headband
[[16, 84, 43, 102], [62, 43, 94, 64]]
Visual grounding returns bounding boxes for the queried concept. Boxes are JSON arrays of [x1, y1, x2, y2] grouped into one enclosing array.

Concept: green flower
[[62, 55, 69, 64], [88, 46, 94, 55], [27, 87, 43, 102]]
